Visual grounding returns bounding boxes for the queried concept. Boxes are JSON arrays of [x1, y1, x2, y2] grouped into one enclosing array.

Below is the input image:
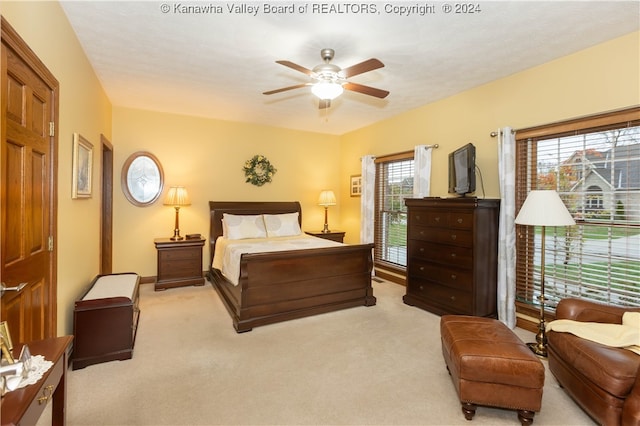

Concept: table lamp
[[164, 186, 191, 240], [318, 190, 336, 233]]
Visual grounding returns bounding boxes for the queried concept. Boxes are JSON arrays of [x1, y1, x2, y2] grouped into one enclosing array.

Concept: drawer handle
[[450, 274, 457, 280], [457, 218, 463, 224], [38, 385, 54, 405], [419, 248, 424, 252], [435, 217, 441, 222], [419, 266, 425, 271], [419, 285, 424, 291], [415, 215, 421, 220], [451, 234, 457, 240], [450, 253, 456, 258], [450, 296, 456, 301], [420, 231, 425, 236]]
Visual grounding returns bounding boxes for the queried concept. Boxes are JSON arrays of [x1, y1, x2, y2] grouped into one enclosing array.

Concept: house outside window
[[374, 152, 414, 271], [515, 108, 640, 316]]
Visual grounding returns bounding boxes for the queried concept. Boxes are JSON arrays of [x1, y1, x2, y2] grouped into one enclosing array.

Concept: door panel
[[2, 18, 58, 343]]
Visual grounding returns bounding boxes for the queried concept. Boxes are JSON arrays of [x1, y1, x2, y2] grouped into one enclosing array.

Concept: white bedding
[[212, 234, 342, 285]]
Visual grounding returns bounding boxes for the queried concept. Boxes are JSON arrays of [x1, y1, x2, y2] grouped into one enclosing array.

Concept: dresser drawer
[[407, 280, 473, 314], [409, 240, 473, 266], [409, 210, 473, 229], [409, 225, 473, 248], [408, 259, 473, 290], [449, 212, 474, 229]]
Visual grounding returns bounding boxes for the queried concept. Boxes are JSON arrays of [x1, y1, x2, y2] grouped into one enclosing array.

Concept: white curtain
[[360, 155, 376, 244], [413, 145, 433, 198], [497, 127, 517, 328]]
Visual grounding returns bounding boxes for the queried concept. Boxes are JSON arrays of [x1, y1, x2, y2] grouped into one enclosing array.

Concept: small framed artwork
[[72, 133, 93, 199], [350, 175, 362, 197]]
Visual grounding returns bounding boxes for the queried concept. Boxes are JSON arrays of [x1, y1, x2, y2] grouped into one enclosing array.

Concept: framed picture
[[72, 133, 93, 199], [350, 175, 362, 197], [0, 321, 13, 351]]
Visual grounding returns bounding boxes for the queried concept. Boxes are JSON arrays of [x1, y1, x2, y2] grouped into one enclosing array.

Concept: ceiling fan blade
[[343, 82, 389, 99], [263, 83, 310, 95], [340, 58, 384, 78], [319, 99, 331, 109], [276, 60, 314, 76]]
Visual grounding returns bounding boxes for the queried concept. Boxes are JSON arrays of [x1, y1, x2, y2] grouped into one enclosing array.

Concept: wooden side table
[[305, 230, 345, 243], [1, 336, 73, 426], [154, 237, 205, 291]]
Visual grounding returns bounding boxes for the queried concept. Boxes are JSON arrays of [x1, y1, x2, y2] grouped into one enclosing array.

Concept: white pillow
[[222, 213, 267, 239], [263, 212, 302, 237]]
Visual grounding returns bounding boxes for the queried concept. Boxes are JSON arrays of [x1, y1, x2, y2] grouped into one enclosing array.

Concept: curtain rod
[[361, 144, 439, 161], [490, 129, 516, 137]]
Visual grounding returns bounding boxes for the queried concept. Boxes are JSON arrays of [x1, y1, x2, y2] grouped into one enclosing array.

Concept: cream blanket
[[546, 312, 640, 355], [212, 234, 342, 286]]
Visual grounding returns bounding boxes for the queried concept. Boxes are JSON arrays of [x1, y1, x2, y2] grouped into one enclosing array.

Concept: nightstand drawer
[[158, 247, 201, 261]]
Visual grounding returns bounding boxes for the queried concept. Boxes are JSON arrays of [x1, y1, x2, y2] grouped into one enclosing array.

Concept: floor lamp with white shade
[[515, 189, 576, 357]]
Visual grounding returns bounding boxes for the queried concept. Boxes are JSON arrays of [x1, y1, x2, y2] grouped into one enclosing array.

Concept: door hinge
[[48, 236, 54, 252], [49, 122, 55, 137]]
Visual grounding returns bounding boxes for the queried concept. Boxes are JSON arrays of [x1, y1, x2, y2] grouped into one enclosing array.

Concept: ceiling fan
[[263, 48, 389, 109]]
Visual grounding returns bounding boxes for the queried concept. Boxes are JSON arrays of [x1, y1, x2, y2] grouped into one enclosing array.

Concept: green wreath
[[243, 154, 277, 186]]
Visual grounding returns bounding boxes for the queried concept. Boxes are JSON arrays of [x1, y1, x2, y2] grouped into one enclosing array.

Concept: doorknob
[[1, 282, 28, 296]]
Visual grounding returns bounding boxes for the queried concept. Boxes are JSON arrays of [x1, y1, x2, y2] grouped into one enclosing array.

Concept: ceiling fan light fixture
[[311, 81, 344, 100]]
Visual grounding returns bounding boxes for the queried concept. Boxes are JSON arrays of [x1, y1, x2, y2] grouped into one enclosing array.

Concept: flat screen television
[[448, 143, 476, 196]]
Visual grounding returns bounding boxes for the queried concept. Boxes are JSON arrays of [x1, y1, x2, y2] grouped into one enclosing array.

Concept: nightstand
[[154, 237, 205, 291], [305, 230, 345, 243]]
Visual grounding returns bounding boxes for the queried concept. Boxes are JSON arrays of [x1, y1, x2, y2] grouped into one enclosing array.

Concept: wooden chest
[[72, 273, 140, 370], [403, 197, 500, 317]]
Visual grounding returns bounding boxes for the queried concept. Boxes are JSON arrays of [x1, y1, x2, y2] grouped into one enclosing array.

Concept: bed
[[207, 201, 376, 332]]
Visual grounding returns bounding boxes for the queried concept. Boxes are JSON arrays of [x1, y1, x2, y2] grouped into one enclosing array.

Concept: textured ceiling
[[60, 1, 639, 135]]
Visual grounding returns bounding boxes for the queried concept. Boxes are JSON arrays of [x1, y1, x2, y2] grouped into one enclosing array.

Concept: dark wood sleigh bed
[[207, 201, 376, 332]]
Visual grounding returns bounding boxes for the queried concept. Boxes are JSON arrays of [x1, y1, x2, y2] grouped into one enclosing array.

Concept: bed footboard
[[212, 243, 375, 332]]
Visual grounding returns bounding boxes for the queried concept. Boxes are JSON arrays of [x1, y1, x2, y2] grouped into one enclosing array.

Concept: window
[[515, 107, 640, 313], [374, 151, 414, 271]]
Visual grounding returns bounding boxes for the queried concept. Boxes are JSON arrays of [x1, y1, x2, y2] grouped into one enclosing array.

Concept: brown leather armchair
[[547, 298, 640, 426]]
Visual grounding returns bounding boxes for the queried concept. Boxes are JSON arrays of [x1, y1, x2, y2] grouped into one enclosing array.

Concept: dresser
[[403, 197, 500, 317], [154, 237, 206, 290]]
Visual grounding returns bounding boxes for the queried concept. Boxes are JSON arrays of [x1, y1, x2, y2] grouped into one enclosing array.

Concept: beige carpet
[[58, 279, 594, 425]]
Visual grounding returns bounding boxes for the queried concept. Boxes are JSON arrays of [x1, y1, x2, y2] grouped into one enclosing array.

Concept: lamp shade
[[515, 190, 575, 226], [311, 81, 344, 100], [163, 186, 191, 207], [318, 190, 337, 207]]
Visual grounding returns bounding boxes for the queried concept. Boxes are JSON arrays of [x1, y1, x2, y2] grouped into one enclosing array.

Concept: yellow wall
[[339, 31, 640, 243], [2, 2, 113, 335], [2, 0, 638, 336], [112, 108, 341, 276]]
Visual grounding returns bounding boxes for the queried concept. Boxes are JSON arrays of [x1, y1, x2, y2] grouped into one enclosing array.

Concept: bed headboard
[[208, 201, 302, 267]]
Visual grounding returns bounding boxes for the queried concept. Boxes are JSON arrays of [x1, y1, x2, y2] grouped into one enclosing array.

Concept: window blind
[[515, 108, 640, 310], [374, 152, 414, 269]]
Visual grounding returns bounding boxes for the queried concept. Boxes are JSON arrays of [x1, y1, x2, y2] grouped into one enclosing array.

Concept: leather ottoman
[[440, 315, 545, 425]]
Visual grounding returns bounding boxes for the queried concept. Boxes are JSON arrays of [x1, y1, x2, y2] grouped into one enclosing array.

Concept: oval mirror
[[121, 151, 164, 207]]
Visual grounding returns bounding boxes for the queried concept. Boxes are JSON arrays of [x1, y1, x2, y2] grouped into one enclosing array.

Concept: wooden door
[[100, 134, 113, 275], [1, 18, 59, 343]]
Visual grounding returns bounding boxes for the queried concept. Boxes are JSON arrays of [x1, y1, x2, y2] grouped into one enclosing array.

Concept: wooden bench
[[72, 273, 140, 370]]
